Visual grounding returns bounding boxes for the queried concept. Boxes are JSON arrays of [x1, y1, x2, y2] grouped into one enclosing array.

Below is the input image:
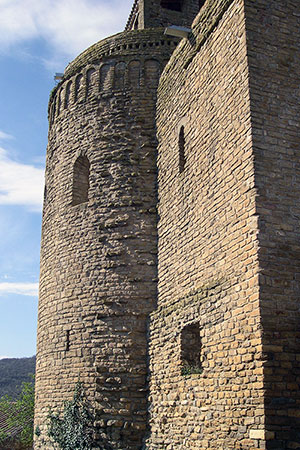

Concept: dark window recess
[[74, 74, 83, 101], [181, 323, 202, 375], [64, 81, 72, 108], [72, 155, 90, 206], [66, 330, 70, 351], [86, 68, 96, 96], [43, 185, 47, 202], [161, 0, 182, 12], [179, 125, 186, 173]]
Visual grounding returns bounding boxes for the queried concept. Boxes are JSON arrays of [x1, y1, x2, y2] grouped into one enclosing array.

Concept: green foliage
[[0, 375, 35, 447], [47, 382, 95, 450], [0, 356, 35, 399], [0, 429, 9, 442], [181, 364, 203, 376]]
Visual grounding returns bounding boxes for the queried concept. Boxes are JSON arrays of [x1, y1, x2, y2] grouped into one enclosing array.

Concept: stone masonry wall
[[35, 29, 178, 450], [245, 1, 300, 448], [144, 0, 200, 29], [35, 0, 300, 448], [148, 1, 266, 448], [126, 0, 201, 30]]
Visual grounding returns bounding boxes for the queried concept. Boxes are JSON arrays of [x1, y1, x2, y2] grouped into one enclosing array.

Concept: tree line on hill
[[0, 356, 35, 399], [0, 358, 97, 449]]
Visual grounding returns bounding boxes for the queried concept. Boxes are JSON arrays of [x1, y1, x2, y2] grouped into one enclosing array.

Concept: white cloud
[[0, 130, 13, 141], [0, 282, 38, 297], [0, 356, 10, 360], [0, 0, 133, 63], [0, 147, 44, 212]]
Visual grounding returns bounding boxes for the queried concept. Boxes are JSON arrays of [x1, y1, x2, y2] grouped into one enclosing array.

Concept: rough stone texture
[[35, 29, 179, 450], [146, 0, 300, 449], [147, 1, 265, 448], [125, 0, 201, 30], [35, 0, 300, 448], [245, 1, 300, 448]]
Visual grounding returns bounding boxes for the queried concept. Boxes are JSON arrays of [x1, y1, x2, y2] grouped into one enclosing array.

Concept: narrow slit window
[[181, 323, 202, 375], [72, 155, 90, 206], [66, 330, 70, 351], [179, 125, 186, 173], [161, 0, 182, 12]]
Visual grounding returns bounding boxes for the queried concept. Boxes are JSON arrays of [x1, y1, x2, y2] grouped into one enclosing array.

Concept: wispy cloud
[[0, 130, 13, 141], [0, 282, 38, 297], [0, 147, 44, 212], [0, 0, 132, 64]]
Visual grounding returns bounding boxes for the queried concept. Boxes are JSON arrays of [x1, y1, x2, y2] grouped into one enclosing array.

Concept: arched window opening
[[128, 61, 141, 88], [64, 81, 72, 108], [181, 323, 203, 376], [144, 59, 160, 88], [161, 0, 182, 12], [74, 74, 83, 102], [86, 68, 97, 96], [114, 62, 126, 90], [179, 125, 186, 173], [100, 64, 114, 91], [72, 155, 90, 206]]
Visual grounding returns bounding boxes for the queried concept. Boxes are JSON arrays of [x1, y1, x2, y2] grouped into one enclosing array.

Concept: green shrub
[[181, 364, 203, 376], [47, 382, 95, 450]]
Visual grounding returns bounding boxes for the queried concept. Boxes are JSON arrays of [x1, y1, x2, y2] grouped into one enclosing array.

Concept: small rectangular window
[[181, 322, 203, 375]]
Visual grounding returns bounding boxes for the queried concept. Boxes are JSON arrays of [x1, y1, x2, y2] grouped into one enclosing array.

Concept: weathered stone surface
[[245, 0, 300, 446], [147, 1, 265, 448], [35, 28, 179, 450], [35, 0, 300, 449]]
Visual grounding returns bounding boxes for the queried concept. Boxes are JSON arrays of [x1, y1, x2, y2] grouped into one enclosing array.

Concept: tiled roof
[[0, 407, 22, 439]]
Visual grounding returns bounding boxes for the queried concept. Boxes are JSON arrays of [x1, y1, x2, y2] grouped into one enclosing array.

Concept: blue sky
[[0, 0, 133, 359]]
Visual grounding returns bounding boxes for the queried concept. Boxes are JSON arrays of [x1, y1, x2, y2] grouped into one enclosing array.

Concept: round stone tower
[[35, 1, 200, 449]]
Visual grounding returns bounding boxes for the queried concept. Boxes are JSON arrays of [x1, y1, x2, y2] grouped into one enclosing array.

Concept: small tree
[[0, 376, 35, 448], [47, 382, 95, 450]]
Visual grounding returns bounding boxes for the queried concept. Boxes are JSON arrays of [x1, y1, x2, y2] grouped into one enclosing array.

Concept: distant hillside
[[0, 356, 35, 399]]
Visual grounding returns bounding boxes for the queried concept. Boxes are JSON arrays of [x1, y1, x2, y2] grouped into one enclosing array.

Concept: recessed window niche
[[181, 322, 203, 375], [161, 0, 182, 12], [72, 155, 90, 206], [64, 81, 72, 108], [66, 330, 70, 351], [178, 125, 186, 173]]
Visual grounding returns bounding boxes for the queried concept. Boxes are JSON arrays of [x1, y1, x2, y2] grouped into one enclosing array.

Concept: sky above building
[[0, 0, 133, 359]]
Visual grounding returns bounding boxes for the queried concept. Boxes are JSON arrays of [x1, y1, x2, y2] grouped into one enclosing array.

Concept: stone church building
[[34, 0, 300, 448]]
